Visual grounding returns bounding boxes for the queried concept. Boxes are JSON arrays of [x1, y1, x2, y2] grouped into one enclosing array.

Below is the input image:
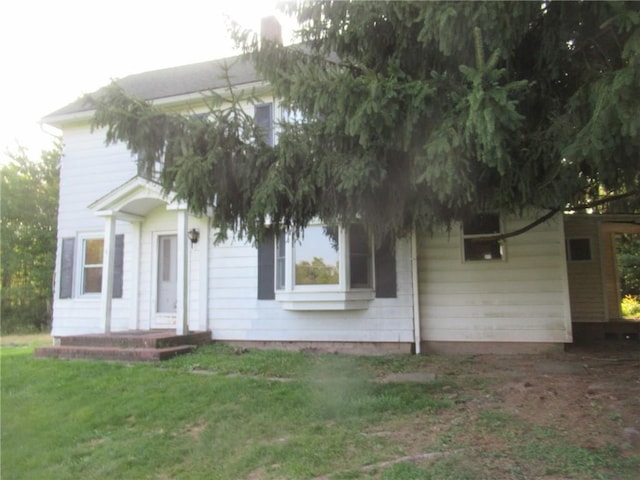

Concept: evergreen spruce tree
[[90, 1, 640, 242]]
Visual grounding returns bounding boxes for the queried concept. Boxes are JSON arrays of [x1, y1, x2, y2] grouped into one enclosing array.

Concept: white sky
[[0, 0, 293, 164]]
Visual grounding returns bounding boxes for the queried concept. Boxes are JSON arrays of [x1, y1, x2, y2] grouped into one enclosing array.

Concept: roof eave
[[41, 80, 271, 129]]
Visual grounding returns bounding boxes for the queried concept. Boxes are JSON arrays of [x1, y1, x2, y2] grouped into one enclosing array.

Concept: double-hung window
[[58, 234, 124, 299], [82, 238, 104, 294]]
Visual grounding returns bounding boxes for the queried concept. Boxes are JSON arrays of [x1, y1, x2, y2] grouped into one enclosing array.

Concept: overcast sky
[[0, 0, 291, 163]]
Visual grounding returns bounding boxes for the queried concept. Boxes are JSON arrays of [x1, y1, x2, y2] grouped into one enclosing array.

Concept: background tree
[[1, 145, 60, 333], [90, 1, 640, 242], [616, 233, 640, 298]]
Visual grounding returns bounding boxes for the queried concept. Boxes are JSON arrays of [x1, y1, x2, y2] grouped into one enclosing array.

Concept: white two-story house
[[42, 49, 638, 356]]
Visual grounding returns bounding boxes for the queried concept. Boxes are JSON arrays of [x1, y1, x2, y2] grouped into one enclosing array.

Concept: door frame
[[151, 230, 178, 328]]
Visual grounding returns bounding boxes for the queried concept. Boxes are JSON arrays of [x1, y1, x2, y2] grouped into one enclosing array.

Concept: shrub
[[621, 295, 640, 319]]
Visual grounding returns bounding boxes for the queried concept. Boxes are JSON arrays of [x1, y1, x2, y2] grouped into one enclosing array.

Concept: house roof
[[43, 55, 259, 123]]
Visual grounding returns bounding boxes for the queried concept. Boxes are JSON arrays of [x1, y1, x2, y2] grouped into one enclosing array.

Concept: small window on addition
[[567, 238, 592, 261], [462, 214, 504, 261]]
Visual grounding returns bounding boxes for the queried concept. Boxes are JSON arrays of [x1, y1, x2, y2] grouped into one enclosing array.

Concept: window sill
[[275, 289, 375, 310]]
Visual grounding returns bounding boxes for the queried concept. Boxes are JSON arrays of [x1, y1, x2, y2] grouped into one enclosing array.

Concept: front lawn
[[1, 341, 638, 479]]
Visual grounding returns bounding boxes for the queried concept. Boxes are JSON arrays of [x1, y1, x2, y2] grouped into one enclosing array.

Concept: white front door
[[154, 234, 178, 326]]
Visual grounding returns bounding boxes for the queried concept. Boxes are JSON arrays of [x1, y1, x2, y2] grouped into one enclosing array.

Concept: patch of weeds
[[477, 410, 527, 438], [380, 462, 430, 479], [607, 411, 623, 424], [371, 454, 479, 480], [521, 439, 639, 479], [361, 353, 432, 375], [468, 413, 640, 479]]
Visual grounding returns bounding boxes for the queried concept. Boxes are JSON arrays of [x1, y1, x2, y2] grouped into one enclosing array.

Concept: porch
[[35, 330, 211, 362]]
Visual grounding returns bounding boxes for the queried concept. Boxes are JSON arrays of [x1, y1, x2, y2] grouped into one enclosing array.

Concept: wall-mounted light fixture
[[187, 228, 200, 244]]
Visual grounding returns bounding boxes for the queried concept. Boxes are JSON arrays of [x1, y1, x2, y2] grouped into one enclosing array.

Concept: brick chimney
[[260, 16, 282, 46]]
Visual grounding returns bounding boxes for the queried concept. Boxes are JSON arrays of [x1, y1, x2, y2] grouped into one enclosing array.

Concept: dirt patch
[[386, 347, 640, 457], [477, 348, 640, 452]]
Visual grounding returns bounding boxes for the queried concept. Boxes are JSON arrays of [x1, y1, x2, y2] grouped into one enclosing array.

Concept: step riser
[[58, 331, 211, 349], [35, 330, 211, 362], [35, 345, 195, 362]]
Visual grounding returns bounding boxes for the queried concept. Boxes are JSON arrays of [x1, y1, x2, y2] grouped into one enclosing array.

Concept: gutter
[[411, 230, 421, 354]]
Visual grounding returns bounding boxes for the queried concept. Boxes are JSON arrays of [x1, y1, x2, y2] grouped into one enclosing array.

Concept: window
[[82, 238, 104, 294], [256, 229, 396, 304], [254, 103, 273, 146], [267, 224, 378, 310], [58, 234, 124, 299], [567, 238, 592, 261], [294, 225, 340, 286], [278, 224, 371, 290], [462, 214, 504, 261]]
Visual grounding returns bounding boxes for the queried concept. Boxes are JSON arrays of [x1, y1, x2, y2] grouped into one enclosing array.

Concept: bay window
[[274, 224, 374, 309], [256, 226, 397, 306]]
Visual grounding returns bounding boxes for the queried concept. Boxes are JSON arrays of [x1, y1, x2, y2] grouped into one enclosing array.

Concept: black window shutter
[[59, 238, 75, 299], [257, 234, 275, 300], [112, 234, 124, 298], [375, 237, 397, 298]]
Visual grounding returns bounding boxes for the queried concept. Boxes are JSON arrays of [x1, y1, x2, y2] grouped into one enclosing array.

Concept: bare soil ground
[[460, 344, 640, 453], [374, 343, 640, 478]]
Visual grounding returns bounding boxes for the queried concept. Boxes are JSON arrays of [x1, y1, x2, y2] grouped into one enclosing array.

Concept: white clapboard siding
[[418, 213, 572, 343], [52, 126, 138, 336], [56, 126, 137, 236], [207, 237, 415, 343]]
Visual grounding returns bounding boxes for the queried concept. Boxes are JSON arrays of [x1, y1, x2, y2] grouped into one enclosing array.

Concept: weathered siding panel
[[418, 214, 572, 344], [564, 217, 606, 322]]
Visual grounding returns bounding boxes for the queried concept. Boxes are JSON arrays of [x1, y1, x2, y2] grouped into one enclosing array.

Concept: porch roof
[[88, 176, 186, 220]]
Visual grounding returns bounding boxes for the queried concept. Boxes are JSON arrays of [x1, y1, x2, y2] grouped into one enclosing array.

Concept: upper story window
[[462, 214, 504, 261], [254, 103, 273, 146]]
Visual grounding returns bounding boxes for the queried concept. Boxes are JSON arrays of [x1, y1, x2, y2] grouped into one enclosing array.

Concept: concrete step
[[35, 345, 196, 362], [58, 330, 211, 349]]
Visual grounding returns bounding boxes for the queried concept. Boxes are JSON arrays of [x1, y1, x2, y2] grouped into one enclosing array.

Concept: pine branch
[[469, 190, 640, 243]]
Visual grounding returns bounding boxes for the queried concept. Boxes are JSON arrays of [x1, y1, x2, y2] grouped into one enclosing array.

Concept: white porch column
[[99, 213, 116, 333], [176, 209, 189, 335], [129, 221, 142, 331]]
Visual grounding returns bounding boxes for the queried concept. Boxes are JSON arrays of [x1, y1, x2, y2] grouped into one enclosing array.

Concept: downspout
[[411, 230, 421, 354]]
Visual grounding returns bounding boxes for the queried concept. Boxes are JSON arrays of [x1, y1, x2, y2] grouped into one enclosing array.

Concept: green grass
[[2, 341, 638, 479]]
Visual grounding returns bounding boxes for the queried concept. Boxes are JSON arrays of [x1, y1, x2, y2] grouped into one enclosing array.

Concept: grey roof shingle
[[44, 55, 259, 121]]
